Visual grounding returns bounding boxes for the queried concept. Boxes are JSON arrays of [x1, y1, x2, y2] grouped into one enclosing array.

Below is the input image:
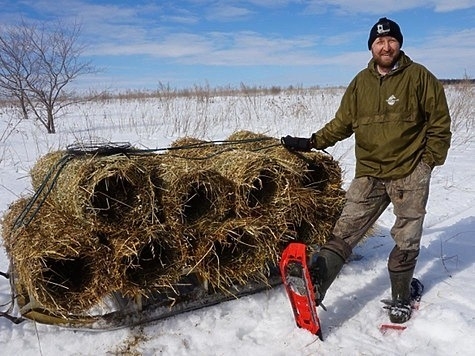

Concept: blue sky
[[2, 0, 474, 90]]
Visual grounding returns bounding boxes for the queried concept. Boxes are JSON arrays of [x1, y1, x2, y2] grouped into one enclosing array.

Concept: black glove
[[281, 135, 312, 152]]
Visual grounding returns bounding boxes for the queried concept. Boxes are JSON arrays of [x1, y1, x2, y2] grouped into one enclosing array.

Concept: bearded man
[[281, 17, 451, 324]]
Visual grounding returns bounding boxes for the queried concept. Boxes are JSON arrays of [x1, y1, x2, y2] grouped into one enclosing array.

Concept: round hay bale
[[31, 152, 161, 226], [189, 218, 283, 290], [226, 130, 280, 152], [281, 186, 345, 247], [168, 136, 219, 160], [134, 154, 167, 224], [1, 196, 31, 256], [208, 150, 297, 213], [161, 169, 236, 226], [108, 225, 188, 296], [250, 145, 343, 193], [162, 137, 231, 175], [299, 152, 343, 192], [2, 200, 114, 314], [30, 150, 67, 191], [226, 130, 344, 193]]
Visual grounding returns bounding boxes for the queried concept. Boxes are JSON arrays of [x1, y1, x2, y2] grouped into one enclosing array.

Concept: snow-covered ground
[[1, 86, 474, 355]]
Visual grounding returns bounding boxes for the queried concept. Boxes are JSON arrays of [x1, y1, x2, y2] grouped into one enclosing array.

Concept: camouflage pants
[[328, 160, 432, 272]]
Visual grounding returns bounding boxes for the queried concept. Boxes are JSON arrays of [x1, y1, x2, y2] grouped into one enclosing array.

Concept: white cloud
[[408, 28, 475, 78], [431, 0, 475, 12], [160, 14, 199, 25], [244, 0, 302, 7], [303, 0, 475, 14], [89, 33, 213, 58], [205, 4, 255, 21]]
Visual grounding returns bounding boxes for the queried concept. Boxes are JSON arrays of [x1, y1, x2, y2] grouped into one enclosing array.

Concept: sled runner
[[2, 263, 282, 330]]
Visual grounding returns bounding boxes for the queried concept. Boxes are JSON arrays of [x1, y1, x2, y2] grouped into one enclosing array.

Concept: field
[[1, 83, 474, 355]]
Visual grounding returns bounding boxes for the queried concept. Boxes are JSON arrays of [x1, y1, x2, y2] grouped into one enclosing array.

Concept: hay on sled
[[29, 150, 67, 191], [208, 150, 299, 215], [2, 199, 114, 315], [168, 136, 220, 160], [188, 217, 283, 291], [1, 196, 32, 256], [226, 130, 280, 152], [161, 168, 236, 226], [298, 152, 344, 192], [29, 152, 161, 226], [106, 224, 188, 296], [2, 133, 348, 318], [226, 131, 344, 193], [160, 136, 228, 177], [281, 187, 345, 247]]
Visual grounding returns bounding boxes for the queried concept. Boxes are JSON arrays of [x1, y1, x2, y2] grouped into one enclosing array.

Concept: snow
[[1, 87, 475, 355]]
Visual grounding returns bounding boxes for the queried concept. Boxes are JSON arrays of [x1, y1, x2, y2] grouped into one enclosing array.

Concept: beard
[[373, 49, 400, 71]]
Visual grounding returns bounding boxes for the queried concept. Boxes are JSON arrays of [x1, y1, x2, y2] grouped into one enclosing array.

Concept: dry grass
[[446, 80, 475, 146]]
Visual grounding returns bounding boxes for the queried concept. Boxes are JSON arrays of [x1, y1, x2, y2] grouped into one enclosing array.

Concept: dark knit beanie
[[368, 17, 403, 50]]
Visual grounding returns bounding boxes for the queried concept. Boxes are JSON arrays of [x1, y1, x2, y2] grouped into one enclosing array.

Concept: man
[[281, 17, 451, 324]]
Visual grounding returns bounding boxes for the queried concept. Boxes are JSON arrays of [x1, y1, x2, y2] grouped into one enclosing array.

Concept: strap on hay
[[12, 153, 74, 230]]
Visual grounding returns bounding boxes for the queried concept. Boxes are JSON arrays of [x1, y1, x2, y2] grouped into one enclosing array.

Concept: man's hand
[[281, 135, 312, 152]]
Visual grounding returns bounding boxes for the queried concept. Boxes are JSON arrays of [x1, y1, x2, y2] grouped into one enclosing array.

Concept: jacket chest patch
[[386, 95, 399, 106]]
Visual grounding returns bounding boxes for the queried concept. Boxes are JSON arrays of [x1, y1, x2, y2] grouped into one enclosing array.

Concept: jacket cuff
[[422, 154, 436, 169]]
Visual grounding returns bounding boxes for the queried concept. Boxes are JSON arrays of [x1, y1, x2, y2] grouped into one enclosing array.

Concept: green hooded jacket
[[311, 51, 452, 179]]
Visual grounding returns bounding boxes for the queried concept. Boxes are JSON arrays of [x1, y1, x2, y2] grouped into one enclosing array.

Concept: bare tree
[[0, 20, 96, 133], [0, 23, 30, 120]]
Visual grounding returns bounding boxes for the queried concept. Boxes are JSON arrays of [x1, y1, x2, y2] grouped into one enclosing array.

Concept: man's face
[[371, 36, 400, 69]]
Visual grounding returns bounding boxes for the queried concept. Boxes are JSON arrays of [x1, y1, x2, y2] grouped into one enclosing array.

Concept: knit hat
[[368, 17, 403, 50]]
